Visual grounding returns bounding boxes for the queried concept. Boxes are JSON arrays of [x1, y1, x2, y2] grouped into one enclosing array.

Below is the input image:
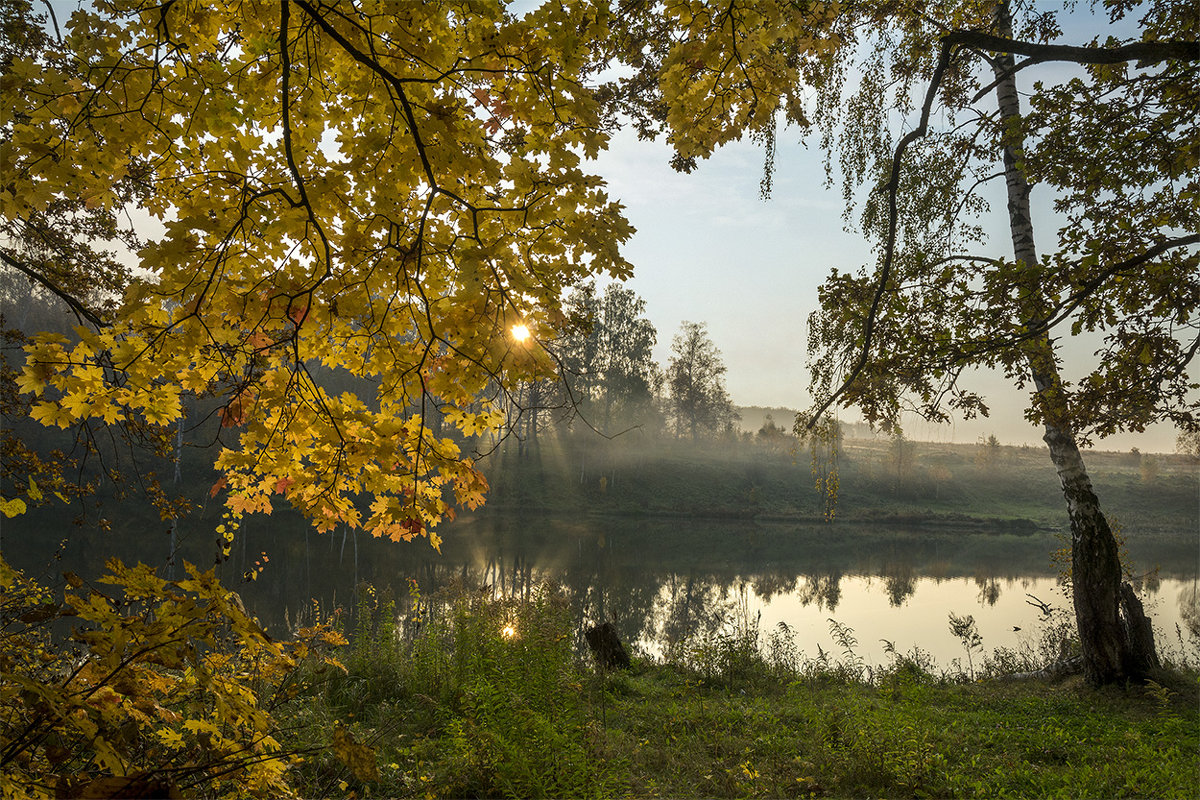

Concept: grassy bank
[[481, 432, 1199, 535], [6, 557, 1196, 799], [284, 583, 1200, 799]]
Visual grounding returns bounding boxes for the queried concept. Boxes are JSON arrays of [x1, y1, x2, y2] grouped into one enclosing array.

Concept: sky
[[582, 12, 1186, 454]]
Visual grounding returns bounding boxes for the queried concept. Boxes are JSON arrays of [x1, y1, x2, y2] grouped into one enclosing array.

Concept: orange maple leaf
[[220, 391, 256, 428], [229, 492, 273, 515]]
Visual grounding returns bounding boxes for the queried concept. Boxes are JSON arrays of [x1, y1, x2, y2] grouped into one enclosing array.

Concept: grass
[[283, 580, 1200, 799]]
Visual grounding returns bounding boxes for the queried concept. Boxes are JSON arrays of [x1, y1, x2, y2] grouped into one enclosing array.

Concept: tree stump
[[585, 621, 630, 670]]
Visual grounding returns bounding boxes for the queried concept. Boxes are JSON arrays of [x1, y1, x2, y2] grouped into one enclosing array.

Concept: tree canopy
[[602, 0, 1196, 685], [802, 0, 1199, 442], [2, 0, 633, 547], [2, 0, 1195, 689], [557, 280, 659, 435], [796, 0, 1197, 685], [666, 321, 737, 440]]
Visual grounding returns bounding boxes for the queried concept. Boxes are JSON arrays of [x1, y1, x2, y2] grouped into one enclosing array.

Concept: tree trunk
[[992, 0, 1156, 685]]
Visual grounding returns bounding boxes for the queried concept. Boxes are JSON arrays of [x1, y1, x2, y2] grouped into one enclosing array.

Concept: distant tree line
[[508, 281, 740, 445]]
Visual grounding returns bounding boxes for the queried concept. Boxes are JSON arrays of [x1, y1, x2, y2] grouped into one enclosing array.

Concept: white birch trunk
[[991, 0, 1155, 684]]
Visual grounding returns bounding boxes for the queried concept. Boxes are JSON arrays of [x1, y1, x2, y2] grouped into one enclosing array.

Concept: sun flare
[[511, 323, 531, 342]]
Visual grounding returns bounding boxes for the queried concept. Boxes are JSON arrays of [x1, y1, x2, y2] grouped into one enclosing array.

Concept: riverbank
[[481, 433, 1199, 535], [5, 555, 1196, 799], [282, 583, 1200, 799]]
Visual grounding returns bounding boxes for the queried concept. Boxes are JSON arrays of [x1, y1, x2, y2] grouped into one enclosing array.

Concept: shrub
[[0, 556, 347, 799]]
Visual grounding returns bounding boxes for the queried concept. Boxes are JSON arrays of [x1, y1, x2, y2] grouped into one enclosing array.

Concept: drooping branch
[[805, 29, 1200, 428], [805, 36, 958, 425]]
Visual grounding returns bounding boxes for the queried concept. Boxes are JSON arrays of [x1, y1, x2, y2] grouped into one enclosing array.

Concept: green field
[[280, 583, 1200, 799]]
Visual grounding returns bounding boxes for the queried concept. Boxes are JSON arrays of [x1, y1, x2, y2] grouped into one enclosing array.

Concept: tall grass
[[292, 580, 609, 798]]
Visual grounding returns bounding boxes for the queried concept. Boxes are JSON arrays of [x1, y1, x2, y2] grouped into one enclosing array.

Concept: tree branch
[[0, 250, 106, 328], [806, 37, 958, 425], [805, 28, 1200, 429], [1023, 233, 1200, 345], [946, 31, 1200, 66]]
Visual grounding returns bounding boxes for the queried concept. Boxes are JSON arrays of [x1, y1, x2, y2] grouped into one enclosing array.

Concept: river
[[6, 507, 1196, 670]]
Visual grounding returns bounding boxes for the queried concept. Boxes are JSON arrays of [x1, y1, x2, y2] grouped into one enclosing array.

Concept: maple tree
[[2, 0, 633, 547], [0, 554, 352, 799]]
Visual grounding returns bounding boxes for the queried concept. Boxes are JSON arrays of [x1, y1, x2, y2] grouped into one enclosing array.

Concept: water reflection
[[5, 508, 1196, 669], [794, 572, 842, 612], [975, 573, 1001, 607], [881, 562, 917, 607]]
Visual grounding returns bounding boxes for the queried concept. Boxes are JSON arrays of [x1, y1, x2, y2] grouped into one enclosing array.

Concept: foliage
[[794, 412, 841, 520], [294, 580, 603, 799], [556, 281, 660, 435], [799, 0, 1199, 442], [294, 588, 1198, 798], [665, 321, 738, 440], [1176, 429, 1200, 460], [6, 566, 1180, 799], [0, 554, 347, 799], [948, 612, 984, 680], [610, 0, 1195, 685], [596, 0, 845, 172], [975, 434, 1002, 468], [2, 0, 634, 546]]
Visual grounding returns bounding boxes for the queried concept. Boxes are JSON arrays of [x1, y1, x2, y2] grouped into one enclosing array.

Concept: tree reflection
[[796, 571, 843, 612], [1180, 582, 1199, 639], [752, 571, 797, 602], [655, 573, 736, 660], [975, 573, 1001, 607], [14, 506, 1195, 666], [882, 562, 917, 607]]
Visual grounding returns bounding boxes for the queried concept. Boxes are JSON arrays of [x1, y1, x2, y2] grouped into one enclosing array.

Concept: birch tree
[[802, 0, 1196, 685], [605, 0, 1197, 684]]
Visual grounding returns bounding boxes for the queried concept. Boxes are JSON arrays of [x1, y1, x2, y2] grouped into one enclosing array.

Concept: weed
[[948, 612, 984, 680]]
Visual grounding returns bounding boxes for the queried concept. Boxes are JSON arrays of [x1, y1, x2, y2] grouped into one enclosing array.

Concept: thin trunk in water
[[168, 415, 183, 580], [992, 1, 1156, 684]]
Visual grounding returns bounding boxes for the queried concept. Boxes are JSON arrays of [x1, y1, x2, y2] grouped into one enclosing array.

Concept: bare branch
[[947, 31, 1200, 66], [0, 249, 106, 328]]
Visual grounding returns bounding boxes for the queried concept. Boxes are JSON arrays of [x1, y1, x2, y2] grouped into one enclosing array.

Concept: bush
[[0, 556, 346, 799]]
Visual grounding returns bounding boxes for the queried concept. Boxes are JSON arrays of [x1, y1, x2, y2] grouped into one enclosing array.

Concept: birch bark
[[992, 0, 1156, 684]]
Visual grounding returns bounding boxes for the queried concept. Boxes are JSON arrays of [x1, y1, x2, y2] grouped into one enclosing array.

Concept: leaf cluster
[[0, 554, 348, 799]]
